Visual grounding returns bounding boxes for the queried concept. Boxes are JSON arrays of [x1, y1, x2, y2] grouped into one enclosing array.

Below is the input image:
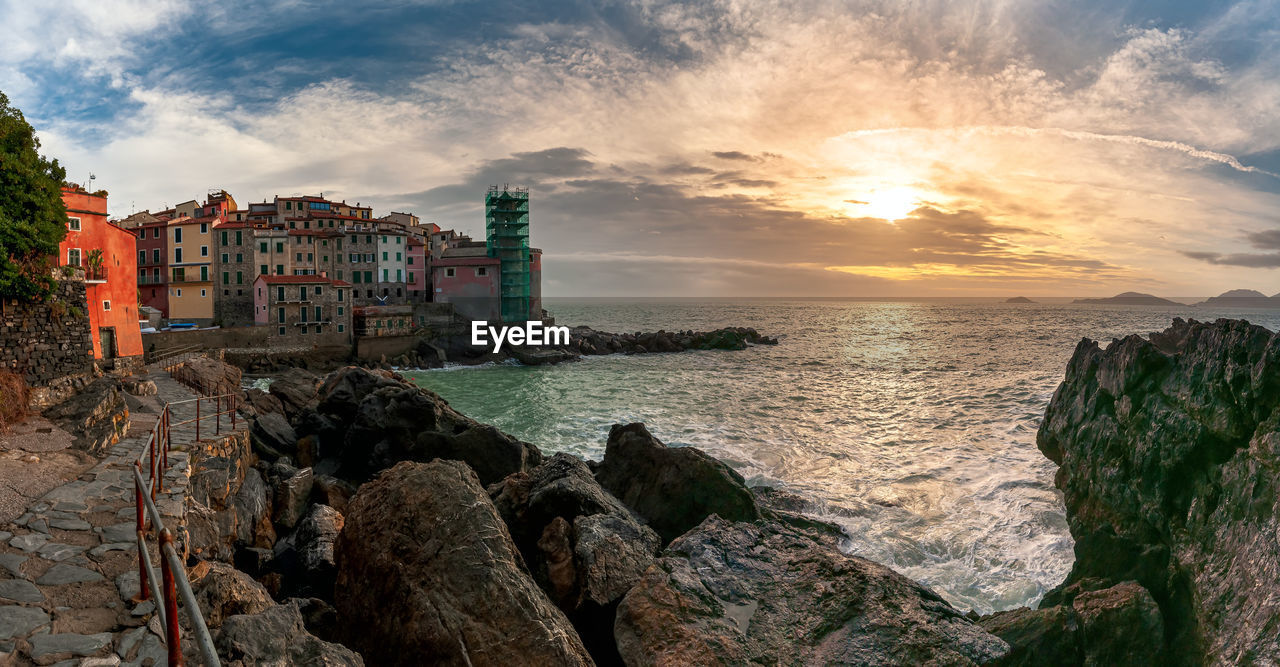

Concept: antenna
[[88, 173, 96, 192]]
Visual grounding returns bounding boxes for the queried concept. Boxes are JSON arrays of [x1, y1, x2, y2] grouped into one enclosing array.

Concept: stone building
[[252, 275, 352, 343]]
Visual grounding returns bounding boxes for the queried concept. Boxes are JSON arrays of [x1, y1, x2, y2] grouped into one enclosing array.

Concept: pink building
[[431, 255, 501, 321], [407, 235, 427, 300]]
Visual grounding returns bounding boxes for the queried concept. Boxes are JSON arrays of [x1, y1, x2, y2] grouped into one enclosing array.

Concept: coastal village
[[27, 183, 544, 377]]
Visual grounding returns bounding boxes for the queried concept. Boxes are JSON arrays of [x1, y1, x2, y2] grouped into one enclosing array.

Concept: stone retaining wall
[[0, 280, 94, 391]]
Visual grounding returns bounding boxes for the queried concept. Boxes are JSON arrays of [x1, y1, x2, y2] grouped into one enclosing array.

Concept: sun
[[848, 186, 922, 221]]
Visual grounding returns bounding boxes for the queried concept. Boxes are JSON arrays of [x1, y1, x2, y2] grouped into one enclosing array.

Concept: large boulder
[[490, 453, 661, 663], [178, 355, 243, 396], [191, 560, 275, 628], [215, 600, 364, 666], [271, 465, 314, 532], [614, 515, 1009, 665], [1033, 318, 1280, 663], [334, 460, 593, 666], [595, 423, 761, 544], [287, 503, 343, 600], [42, 376, 129, 455], [269, 367, 322, 419], [297, 366, 542, 485], [251, 412, 298, 460], [242, 388, 285, 419]]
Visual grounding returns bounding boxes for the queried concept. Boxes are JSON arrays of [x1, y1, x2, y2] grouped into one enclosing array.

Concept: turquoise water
[[403, 298, 1280, 614]]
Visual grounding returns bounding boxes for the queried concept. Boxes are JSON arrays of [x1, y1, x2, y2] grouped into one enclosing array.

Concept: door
[[99, 327, 116, 360]]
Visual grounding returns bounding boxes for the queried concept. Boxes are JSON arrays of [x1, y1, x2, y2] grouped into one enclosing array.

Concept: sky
[[3, 0, 1279, 297]]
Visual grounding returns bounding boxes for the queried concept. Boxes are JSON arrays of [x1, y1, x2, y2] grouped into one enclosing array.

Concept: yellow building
[[168, 214, 217, 322]]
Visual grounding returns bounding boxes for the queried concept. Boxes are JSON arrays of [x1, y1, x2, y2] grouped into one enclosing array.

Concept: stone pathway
[[0, 371, 212, 666]]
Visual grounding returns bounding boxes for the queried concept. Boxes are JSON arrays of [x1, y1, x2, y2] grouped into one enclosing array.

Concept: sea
[[401, 297, 1280, 615]]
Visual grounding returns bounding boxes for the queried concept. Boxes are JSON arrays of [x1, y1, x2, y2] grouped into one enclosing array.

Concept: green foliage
[[0, 91, 68, 300]]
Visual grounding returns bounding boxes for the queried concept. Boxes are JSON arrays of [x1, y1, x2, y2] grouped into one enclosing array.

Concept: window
[[337, 270, 344, 280], [382, 252, 388, 261], [277, 307, 285, 323], [275, 242, 284, 253], [201, 246, 209, 257], [364, 271, 372, 283], [153, 248, 160, 263], [300, 286, 308, 300], [337, 289, 344, 302], [236, 271, 243, 284], [222, 272, 230, 285], [176, 289, 182, 297], [103, 300, 111, 311], [315, 285, 323, 296], [382, 269, 388, 281], [396, 252, 401, 261], [338, 324, 344, 333], [300, 325, 307, 334], [260, 242, 268, 253], [67, 248, 82, 266], [200, 223, 208, 234], [138, 250, 146, 265], [300, 307, 308, 323], [381, 235, 387, 243], [221, 253, 229, 263], [277, 286, 285, 301], [221, 231, 228, 245], [174, 228, 183, 243], [236, 253, 243, 262], [407, 256, 414, 265], [175, 248, 183, 263], [352, 272, 361, 284], [396, 237, 402, 245], [200, 289, 207, 297], [315, 306, 322, 321], [260, 264, 268, 275], [396, 269, 403, 282], [200, 266, 208, 281], [366, 235, 372, 244], [68, 217, 81, 231], [307, 253, 313, 262], [445, 268, 455, 278], [337, 306, 344, 316], [296, 253, 303, 261], [279, 327, 286, 336], [477, 267, 487, 277], [236, 231, 242, 245], [275, 264, 284, 275], [153, 228, 160, 239]]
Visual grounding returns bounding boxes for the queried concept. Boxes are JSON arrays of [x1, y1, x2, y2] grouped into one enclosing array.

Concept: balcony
[[84, 265, 107, 284], [138, 275, 166, 286], [169, 274, 212, 284]]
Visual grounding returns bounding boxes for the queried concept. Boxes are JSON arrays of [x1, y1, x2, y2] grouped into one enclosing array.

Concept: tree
[[0, 91, 67, 300]]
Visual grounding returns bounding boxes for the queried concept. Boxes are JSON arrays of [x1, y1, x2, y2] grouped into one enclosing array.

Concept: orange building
[[57, 186, 144, 363]]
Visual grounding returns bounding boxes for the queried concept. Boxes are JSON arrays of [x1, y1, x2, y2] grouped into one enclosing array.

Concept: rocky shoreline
[[140, 317, 1280, 663]]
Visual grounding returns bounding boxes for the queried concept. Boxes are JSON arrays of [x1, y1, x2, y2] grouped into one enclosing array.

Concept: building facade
[[58, 186, 143, 363], [252, 275, 352, 342]]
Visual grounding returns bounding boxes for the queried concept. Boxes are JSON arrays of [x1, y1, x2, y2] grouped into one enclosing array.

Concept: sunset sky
[[4, 0, 1278, 297]]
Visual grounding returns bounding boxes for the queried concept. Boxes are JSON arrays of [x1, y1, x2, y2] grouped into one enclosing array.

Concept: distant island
[[1196, 289, 1280, 308], [1073, 292, 1181, 306], [1004, 296, 1035, 303]]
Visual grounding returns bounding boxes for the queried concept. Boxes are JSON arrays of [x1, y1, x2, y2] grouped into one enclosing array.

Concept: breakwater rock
[[211, 365, 1004, 665], [983, 318, 1280, 664]]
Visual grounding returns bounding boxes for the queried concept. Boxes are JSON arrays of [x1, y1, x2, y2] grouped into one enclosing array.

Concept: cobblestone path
[[0, 371, 206, 666]]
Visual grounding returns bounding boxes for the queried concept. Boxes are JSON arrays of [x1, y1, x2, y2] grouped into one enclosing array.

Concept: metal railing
[[132, 373, 240, 665]]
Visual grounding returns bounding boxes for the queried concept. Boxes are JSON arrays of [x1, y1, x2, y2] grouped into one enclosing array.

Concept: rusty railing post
[[134, 464, 149, 601], [195, 397, 201, 442], [216, 394, 221, 435], [158, 529, 185, 666], [149, 431, 158, 501]]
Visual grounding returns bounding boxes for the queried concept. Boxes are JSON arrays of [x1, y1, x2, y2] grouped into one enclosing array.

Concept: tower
[[485, 185, 530, 322]]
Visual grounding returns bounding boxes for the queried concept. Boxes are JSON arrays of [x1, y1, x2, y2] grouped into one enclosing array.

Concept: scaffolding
[[485, 185, 531, 322]]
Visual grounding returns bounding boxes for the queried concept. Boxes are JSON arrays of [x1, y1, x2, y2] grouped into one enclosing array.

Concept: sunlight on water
[[403, 299, 1280, 614]]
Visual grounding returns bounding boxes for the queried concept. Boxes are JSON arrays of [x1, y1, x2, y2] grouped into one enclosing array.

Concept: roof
[[433, 256, 500, 267], [255, 275, 337, 285]]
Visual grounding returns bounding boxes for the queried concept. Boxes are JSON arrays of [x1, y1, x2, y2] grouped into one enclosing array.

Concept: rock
[[37, 563, 103, 585], [215, 600, 364, 666], [301, 366, 542, 485], [268, 368, 322, 419], [27, 632, 113, 662], [0, 553, 26, 577], [0, 606, 50, 640], [596, 423, 762, 544], [1035, 318, 1280, 663], [190, 560, 275, 628], [273, 466, 314, 531], [9, 533, 47, 552], [334, 460, 593, 666], [120, 377, 157, 396], [978, 605, 1079, 666], [313, 475, 356, 515], [0, 579, 43, 603], [291, 504, 343, 599], [489, 453, 660, 611], [252, 412, 298, 461], [233, 468, 275, 549], [42, 377, 128, 455], [242, 387, 285, 419], [615, 516, 1008, 665], [1073, 582, 1164, 665], [176, 356, 242, 396]]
